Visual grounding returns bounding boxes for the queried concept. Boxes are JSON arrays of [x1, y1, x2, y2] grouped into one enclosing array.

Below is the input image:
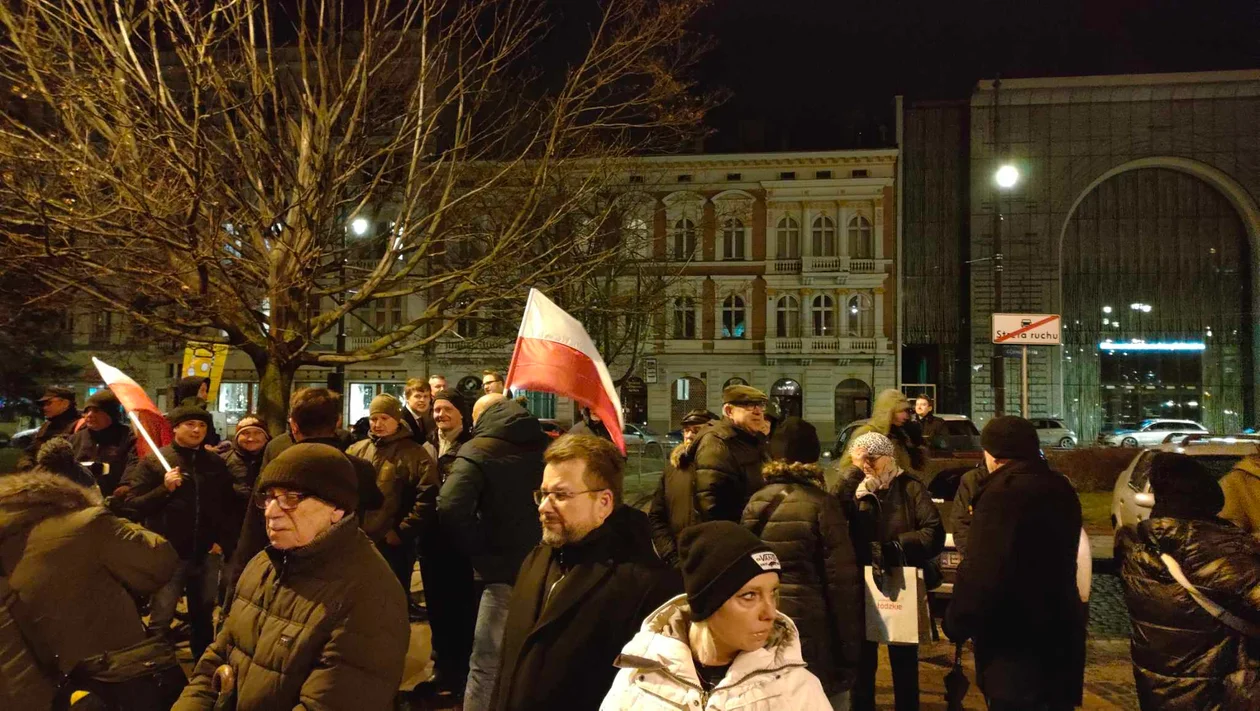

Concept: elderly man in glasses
[[175, 443, 408, 711]]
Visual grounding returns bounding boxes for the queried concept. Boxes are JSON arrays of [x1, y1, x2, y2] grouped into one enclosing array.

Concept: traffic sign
[[992, 313, 1061, 345]]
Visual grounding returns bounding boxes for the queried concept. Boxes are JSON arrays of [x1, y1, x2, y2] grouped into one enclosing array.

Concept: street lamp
[[350, 217, 370, 236], [995, 164, 1020, 189]]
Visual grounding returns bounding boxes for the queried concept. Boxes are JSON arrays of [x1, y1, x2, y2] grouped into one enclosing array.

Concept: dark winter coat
[[0, 471, 178, 709], [647, 444, 691, 566], [223, 444, 265, 502], [568, 418, 613, 442], [174, 516, 409, 711], [1116, 517, 1260, 711], [403, 405, 438, 447], [117, 444, 238, 561], [949, 464, 996, 558], [438, 399, 548, 584], [835, 467, 945, 568], [944, 457, 1085, 707], [347, 425, 438, 543], [916, 413, 949, 444], [679, 418, 768, 523], [67, 422, 136, 497], [492, 505, 681, 711], [18, 408, 81, 470], [741, 462, 862, 696]]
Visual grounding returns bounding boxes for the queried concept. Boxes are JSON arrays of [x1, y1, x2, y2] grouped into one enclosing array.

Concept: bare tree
[[0, 0, 712, 430]]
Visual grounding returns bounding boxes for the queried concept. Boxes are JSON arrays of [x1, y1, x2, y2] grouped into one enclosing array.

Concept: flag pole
[[130, 412, 173, 472]]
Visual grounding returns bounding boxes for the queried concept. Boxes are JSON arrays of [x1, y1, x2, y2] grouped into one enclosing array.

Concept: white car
[[1102, 419, 1207, 448], [1031, 418, 1077, 448], [1111, 439, 1256, 531]]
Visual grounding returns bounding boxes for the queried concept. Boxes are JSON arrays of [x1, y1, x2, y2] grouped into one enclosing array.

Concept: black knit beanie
[[768, 417, 820, 464], [257, 443, 359, 513], [980, 416, 1042, 460], [1148, 452, 1225, 520], [433, 389, 466, 412], [679, 521, 781, 621], [84, 390, 123, 424], [168, 405, 214, 429]]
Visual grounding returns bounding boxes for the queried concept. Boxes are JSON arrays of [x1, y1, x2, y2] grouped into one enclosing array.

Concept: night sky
[[690, 0, 1260, 150]]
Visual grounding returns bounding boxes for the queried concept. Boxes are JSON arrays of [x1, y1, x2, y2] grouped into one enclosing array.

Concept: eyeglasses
[[532, 488, 607, 506], [253, 491, 309, 511]]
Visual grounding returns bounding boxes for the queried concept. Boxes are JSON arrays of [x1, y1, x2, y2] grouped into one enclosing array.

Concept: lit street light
[[995, 164, 1020, 189], [350, 217, 370, 236]]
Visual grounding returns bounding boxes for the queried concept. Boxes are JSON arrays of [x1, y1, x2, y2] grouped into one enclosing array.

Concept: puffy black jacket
[[438, 399, 548, 584], [647, 444, 691, 567], [1117, 517, 1260, 711], [117, 444, 238, 561], [679, 419, 767, 523], [741, 462, 862, 696], [68, 422, 136, 496], [834, 467, 945, 568]]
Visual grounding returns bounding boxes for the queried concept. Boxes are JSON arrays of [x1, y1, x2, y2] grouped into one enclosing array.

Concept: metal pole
[[1021, 345, 1030, 418], [992, 77, 1006, 417]]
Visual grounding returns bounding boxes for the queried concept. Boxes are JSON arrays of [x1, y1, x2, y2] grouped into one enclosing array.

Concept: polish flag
[[506, 289, 626, 454], [92, 357, 173, 469]]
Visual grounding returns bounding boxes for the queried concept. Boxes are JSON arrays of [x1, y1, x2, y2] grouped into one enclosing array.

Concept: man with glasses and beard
[[491, 434, 680, 711]]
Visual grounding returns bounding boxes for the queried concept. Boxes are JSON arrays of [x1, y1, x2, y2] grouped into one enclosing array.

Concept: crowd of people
[[2, 377, 1259, 711]]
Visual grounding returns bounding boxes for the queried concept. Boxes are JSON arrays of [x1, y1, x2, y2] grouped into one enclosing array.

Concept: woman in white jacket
[[601, 521, 831, 711]]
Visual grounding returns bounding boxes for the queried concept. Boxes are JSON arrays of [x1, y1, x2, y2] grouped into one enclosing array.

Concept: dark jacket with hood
[[0, 471, 178, 709], [68, 422, 136, 496], [174, 515, 409, 711], [492, 505, 681, 711], [18, 407, 81, 471], [1117, 478, 1260, 711], [835, 389, 922, 476], [647, 442, 691, 567], [117, 444, 238, 561], [835, 467, 945, 570], [438, 399, 548, 585], [944, 457, 1085, 707], [741, 461, 862, 696]]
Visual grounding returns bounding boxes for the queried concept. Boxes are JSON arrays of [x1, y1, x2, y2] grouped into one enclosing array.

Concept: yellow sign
[[182, 343, 230, 405]]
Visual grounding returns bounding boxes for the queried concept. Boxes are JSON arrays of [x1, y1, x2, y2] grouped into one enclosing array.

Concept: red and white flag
[[506, 289, 626, 454], [92, 357, 173, 469]]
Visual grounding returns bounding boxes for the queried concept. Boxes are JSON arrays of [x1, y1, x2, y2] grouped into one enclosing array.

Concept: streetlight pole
[[991, 77, 1006, 418]]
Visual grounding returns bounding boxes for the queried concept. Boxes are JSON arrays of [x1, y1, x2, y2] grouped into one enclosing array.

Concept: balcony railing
[[803, 256, 844, 272], [767, 336, 884, 354], [849, 258, 878, 273], [769, 257, 886, 274], [771, 259, 802, 274]]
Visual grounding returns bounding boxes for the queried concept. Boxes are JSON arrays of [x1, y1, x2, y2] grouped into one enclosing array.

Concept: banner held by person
[[505, 288, 627, 454], [91, 357, 173, 469]]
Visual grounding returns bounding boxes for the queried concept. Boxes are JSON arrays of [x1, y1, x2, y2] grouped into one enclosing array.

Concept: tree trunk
[[255, 356, 295, 436]]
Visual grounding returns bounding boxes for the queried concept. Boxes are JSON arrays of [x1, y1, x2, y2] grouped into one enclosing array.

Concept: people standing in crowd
[[1220, 452, 1260, 537], [601, 521, 831, 710], [912, 395, 947, 444], [17, 386, 80, 470], [0, 466, 185, 710], [568, 407, 614, 441], [224, 415, 269, 502], [1116, 452, 1260, 710], [175, 444, 409, 710], [743, 417, 862, 709], [944, 416, 1084, 711], [429, 373, 448, 396], [411, 389, 477, 701], [838, 431, 944, 711], [648, 408, 718, 566], [481, 369, 506, 395], [171, 376, 220, 446], [348, 393, 438, 614], [494, 434, 680, 711], [950, 462, 994, 558], [68, 390, 136, 496], [403, 377, 438, 446], [836, 389, 922, 476], [223, 389, 382, 607], [438, 393, 548, 711], [653, 385, 770, 566], [35, 438, 96, 489], [115, 405, 237, 659]]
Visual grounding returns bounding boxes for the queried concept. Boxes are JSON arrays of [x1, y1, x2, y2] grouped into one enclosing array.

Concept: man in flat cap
[[18, 385, 81, 470]]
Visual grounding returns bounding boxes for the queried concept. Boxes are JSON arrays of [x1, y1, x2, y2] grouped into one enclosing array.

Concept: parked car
[[1110, 438, 1258, 531], [1101, 418, 1207, 448], [538, 419, 567, 440], [622, 422, 667, 457], [1031, 418, 1077, 448]]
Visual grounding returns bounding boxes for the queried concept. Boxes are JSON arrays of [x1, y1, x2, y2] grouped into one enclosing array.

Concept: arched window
[[775, 295, 800, 338], [811, 294, 835, 337], [721, 218, 746, 261], [672, 218, 696, 260], [625, 216, 651, 259], [672, 297, 697, 339], [846, 293, 874, 337], [776, 217, 801, 259], [721, 295, 746, 339], [811, 215, 837, 257], [848, 216, 873, 258]]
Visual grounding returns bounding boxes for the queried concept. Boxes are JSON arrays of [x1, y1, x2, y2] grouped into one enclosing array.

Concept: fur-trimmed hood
[[761, 460, 826, 488], [0, 470, 103, 537]]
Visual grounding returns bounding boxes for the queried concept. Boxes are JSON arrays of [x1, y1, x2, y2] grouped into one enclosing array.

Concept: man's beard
[[540, 516, 594, 547]]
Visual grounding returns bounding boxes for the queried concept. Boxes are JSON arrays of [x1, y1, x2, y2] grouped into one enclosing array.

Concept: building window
[[775, 295, 800, 338], [811, 294, 835, 337], [672, 218, 697, 260], [848, 216, 873, 258], [721, 295, 746, 339], [846, 293, 874, 337], [776, 217, 800, 259], [721, 218, 746, 261], [672, 297, 697, 339], [811, 215, 837, 257], [91, 311, 115, 344]]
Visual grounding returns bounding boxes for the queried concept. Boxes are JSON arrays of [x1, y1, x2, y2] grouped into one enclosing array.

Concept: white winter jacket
[[599, 594, 831, 711]]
